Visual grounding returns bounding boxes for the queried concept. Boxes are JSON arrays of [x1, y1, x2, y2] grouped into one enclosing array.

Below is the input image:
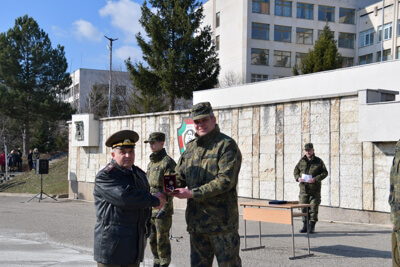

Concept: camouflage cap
[[144, 132, 165, 143], [105, 130, 139, 148], [304, 143, 314, 149], [191, 102, 213, 120]]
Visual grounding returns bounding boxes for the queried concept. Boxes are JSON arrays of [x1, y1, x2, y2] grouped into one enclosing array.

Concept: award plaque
[[163, 175, 177, 193]]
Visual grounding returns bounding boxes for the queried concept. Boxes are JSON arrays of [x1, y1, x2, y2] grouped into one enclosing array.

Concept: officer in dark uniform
[[93, 130, 167, 267], [294, 143, 328, 234]]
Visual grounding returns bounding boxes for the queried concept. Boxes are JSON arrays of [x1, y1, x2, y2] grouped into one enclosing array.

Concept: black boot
[[153, 264, 160, 267], [299, 221, 308, 233], [310, 221, 316, 233], [160, 265, 169, 267]]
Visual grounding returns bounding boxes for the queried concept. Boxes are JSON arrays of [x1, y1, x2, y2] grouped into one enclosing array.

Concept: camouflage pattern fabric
[[146, 147, 176, 265], [147, 148, 176, 217], [190, 231, 242, 267], [294, 154, 328, 222], [175, 124, 242, 234], [149, 216, 172, 266], [389, 140, 400, 265]]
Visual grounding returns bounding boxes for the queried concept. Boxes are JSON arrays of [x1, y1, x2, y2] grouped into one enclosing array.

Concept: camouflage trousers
[[392, 231, 400, 267], [149, 216, 172, 265], [190, 230, 242, 267], [299, 186, 321, 222]]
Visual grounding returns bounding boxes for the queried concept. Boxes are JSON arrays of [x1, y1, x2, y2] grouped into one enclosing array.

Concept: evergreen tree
[[30, 120, 56, 153], [0, 15, 74, 155], [293, 24, 342, 75], [126, 0, 220, 110], [129, 91, 168, 114]]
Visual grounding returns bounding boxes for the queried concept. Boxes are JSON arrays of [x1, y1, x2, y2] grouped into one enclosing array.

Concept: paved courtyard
[[0, 195, 393, 266]]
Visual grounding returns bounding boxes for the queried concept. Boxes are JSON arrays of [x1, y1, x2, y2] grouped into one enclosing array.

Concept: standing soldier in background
[[172, 102, 242, 267], [294, 143, 328, 234], [145, 132, 176, 267], [389, 139, 400, 266]]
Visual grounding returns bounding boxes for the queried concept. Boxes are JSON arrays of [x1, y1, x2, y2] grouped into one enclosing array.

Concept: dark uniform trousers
[[190, 231, 242, 267], [392, 231, 400, 267], [97, 263, 139, 267]]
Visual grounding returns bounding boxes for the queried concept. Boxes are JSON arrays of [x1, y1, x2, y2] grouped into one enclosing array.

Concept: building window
[[251, 74, 268, 82], [342, 57, 354, 67], [318, 5, 334, 22], [216, 35, 220, 51], [398, 20, 400, 35], [296, 28, 313, 44], [378, 22, 392, 42], [295, 52, 306, 66], [274, 50, 291, 68], [339, 8, 355, 24], [377, 49, 391, 61], [275, 0, 292, 17], [359, 54, 373, 65], [216, 12, 220, 28], [252, 0, 270, 14], [397, 46, 400, 59], [251, 48, 269, 65], [274, 25, 291, 42], [360, 28, 374, 47], [252, 23, 269, 40], [297, 3, 313, 19], [338, 32, 355, 49]]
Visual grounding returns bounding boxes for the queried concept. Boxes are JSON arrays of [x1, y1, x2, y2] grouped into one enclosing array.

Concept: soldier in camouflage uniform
[[145, 132, 177, 267], [171, 102, 242, 267], [294, 143, 328, 234], [389, 139, 400, 267]]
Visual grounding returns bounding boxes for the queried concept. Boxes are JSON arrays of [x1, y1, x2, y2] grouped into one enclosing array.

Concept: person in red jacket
[[0, 151, 5, 173]]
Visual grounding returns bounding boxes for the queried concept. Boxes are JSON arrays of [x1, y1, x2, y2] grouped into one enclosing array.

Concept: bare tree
[[219, 71, 246, 88]]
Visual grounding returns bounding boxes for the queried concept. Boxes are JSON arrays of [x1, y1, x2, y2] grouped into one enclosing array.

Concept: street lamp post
[[104, 36, 118, 117]]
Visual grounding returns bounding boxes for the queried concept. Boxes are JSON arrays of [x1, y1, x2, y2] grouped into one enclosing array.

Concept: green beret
[[191, 102, 213, 120], [144, 132, 166, 143], [304, 143, 314, 149], [105, 130, 139, 148]]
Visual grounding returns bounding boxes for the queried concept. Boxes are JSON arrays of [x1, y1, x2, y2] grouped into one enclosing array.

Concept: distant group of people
[[0, 148, 40, 173]]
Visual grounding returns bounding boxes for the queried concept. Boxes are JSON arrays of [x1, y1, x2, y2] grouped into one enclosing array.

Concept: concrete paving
[[0, 195, 393, 267]]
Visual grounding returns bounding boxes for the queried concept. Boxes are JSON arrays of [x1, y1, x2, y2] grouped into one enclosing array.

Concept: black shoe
[[299, 221, 308, 233], [153, 264, 160, 267], [310, 221, 316, 233], [160, 265, 169, 267]]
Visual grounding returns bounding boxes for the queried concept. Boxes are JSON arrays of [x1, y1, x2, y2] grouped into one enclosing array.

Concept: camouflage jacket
[[389, 140, 400, 231], [147, 148, 176, 217], [176, 125, 242, 233], [293, 154, 328, 190]]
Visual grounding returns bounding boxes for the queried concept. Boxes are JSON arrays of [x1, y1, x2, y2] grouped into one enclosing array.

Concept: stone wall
[[68, 94, 395, 223]]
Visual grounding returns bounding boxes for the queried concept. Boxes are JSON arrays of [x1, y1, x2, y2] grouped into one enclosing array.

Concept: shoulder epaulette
[[134, 165, 146, 175], [103, 163, 115, 173]]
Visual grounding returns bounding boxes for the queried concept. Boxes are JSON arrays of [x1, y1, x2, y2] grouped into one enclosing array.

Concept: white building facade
[[62, 68, 133, 113], [202, 0, 399, 83]]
